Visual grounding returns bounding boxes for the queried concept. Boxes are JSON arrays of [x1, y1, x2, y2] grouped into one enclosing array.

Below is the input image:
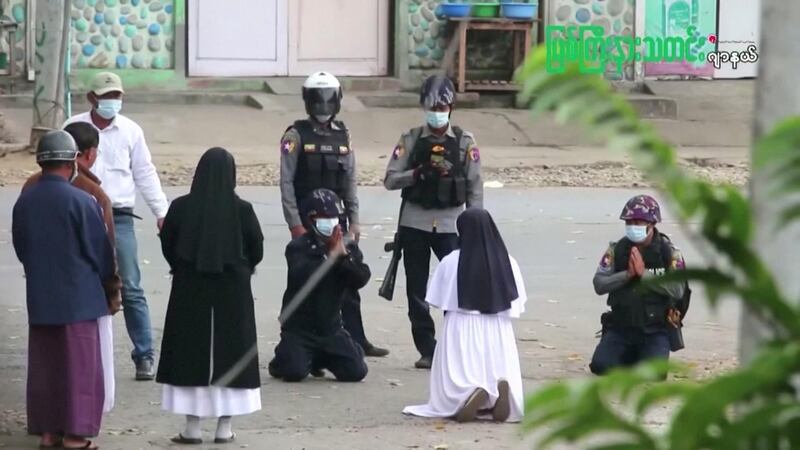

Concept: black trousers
[[339, 218, 368, 347], [291, 214, 369, 348], [268, 329, 368, 382], [341, 289, 367, 347], [399, 226, 459, 358], [589, 326, 671, 376]]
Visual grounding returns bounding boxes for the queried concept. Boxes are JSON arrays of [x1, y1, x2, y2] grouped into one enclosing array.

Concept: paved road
[[0, 187, 739, 449]]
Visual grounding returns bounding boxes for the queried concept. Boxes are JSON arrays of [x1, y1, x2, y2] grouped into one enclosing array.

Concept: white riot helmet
[[302, 71, 342, 123]]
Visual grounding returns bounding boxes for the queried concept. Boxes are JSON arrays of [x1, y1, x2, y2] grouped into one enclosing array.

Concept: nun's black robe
[[156, 149, 264, 390]]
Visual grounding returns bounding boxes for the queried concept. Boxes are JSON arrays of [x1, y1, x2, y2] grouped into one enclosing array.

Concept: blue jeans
[[589, 327, 670, 376], [114, 214, 154, 363]]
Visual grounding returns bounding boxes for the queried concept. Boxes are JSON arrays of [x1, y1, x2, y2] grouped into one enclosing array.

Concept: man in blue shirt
[[12, 130, 115, 450]]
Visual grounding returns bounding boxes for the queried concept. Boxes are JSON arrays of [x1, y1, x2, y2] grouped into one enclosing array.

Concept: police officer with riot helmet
[[590, 195, 687, 376], [279, 71, 388, 358], [268, 188, 371, 383], [384, 75, 483, 369]]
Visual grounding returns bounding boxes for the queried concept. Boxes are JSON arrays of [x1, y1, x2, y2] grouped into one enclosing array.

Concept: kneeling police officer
[[590, 195, 687, 376], [268, 189, 370, 383]]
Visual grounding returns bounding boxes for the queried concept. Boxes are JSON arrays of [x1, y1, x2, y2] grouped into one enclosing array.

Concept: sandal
[[170, 433, 202, 445], [214, 432, 236, 444], [493, 379, 511, 422], [455, 388, 489, 423], [62, 440, 98, 449]]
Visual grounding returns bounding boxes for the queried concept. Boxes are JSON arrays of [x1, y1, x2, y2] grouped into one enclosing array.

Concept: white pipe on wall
[[634, 0, 645, 82], [26, 0, 34, 80]]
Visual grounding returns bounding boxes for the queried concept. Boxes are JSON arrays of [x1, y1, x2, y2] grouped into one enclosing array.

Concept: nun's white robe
[[402, 250, 527, 422]]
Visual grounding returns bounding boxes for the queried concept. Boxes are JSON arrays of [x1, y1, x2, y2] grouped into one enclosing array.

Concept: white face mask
[[315, 217, 339, 237], [625, 225, 649, 243], [96, 99, 122, 119], [314, 114, 332, 123], [425, 110, 449, 129]]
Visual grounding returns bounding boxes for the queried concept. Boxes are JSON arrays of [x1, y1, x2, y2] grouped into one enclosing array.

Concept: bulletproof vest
[[401, 127, 467, 209], [290, 119, 351, 201], [607, 232, 673, 332]]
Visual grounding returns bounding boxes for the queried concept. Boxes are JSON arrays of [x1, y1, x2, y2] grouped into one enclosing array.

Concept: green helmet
[[36, 130, 78, 164]]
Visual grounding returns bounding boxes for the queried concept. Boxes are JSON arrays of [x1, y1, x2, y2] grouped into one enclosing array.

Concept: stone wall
[[0, 0, 175, 76], [407, 0, 513, 74], [549, 0, 636, 80], [0, 0, 26, 75], [70, 0, 175, 69]]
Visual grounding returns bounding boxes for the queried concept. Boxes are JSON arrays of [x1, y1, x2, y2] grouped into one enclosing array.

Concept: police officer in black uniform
[[384, 75, 483, 369], [268, 189, 370, 383], [279, 71, 388, 358]]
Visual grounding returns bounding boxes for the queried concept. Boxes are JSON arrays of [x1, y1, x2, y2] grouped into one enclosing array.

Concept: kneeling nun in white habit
[[403, 208, 527, 423]]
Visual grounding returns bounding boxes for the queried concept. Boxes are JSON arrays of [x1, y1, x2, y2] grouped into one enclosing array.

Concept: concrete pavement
[[0, 187, 739, 449]]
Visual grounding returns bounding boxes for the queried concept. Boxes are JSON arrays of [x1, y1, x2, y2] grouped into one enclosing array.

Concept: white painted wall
[[715, 0, 760, 78]]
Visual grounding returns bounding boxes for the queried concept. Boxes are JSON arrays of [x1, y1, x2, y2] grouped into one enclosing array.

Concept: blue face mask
[[96, 99, 122, 120], [625, 225, 649, 243], [315, 217, 339, 237], [425, 110, 449, 129]]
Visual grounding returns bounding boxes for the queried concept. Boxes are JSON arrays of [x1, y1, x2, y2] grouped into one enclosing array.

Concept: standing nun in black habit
[[156, 148, 264, 445], [403, 208, 527, 423]]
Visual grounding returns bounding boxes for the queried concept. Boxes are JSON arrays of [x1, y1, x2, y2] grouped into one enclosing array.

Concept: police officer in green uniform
[[279, 71, 388, 358], [590, 195, 686, 375], [384, 75, 483, 369]]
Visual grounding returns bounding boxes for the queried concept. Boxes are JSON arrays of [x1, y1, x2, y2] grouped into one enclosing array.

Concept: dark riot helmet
[[420, 75, 456, 109], [299, 188, 344, 227], [302, 71, 343, 119], [36, 130, 79, 164]]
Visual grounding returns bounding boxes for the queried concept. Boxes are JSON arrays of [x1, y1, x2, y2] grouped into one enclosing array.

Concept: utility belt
[[112, 207, 143, 220], [599, 310, 684, 352]]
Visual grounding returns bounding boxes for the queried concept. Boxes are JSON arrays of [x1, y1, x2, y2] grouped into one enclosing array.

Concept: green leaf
[[669, 343, 800, 449], [753, 116, 800, 169], [524, 382, 572, 413], [713, 402, 800, 449], [517, 41, 800, 450], [634, 381, 698, 416], [554, 90, 605, 124], [778, 204, 800, 231], [530, 78, 597, 115], [588, 444, 657, 450]]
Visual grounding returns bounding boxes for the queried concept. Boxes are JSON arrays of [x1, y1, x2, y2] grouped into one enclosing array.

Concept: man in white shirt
[[64, 72, 169, 381]]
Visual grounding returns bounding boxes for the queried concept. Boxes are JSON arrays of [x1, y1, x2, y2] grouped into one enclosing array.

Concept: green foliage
[[515, 46, 800, 449]]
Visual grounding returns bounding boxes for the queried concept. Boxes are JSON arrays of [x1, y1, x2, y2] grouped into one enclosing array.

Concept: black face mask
[[305, 88, 340, 117]]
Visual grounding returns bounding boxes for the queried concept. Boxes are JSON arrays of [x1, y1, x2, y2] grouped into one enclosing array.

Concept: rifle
[[378, 199, 405, 301]]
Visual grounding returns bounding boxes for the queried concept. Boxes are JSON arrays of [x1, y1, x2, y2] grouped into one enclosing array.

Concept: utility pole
[[742, 0, 800, 363], [29, 0, 70, 150]]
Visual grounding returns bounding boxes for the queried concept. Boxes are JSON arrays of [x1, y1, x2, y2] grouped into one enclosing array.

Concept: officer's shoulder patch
[[280, 139, 296, 155], [598, 244, 615, 269], [670, 246, 686, 270], [392, 144, 405, 160], [468, 146, 480, 162]]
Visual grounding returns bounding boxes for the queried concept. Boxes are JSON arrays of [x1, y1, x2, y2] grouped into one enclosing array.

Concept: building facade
[[0, 0, 759, 91]]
